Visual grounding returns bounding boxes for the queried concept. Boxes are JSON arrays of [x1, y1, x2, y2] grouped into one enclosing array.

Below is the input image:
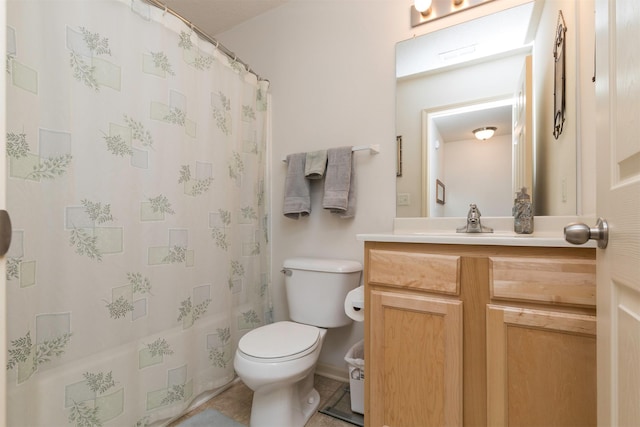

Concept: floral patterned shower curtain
[[5, 0, 271, 425]]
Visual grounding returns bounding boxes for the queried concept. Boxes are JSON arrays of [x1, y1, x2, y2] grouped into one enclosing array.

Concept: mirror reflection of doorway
[[423, 97, 515, 217]]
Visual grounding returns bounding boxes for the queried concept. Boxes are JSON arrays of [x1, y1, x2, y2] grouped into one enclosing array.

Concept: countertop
[[357, 216, 598, 248]]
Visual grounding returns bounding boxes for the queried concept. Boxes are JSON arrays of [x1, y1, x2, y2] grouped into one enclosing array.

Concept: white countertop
[[356, 231, 596, 247], [356, 216, 598, 248]]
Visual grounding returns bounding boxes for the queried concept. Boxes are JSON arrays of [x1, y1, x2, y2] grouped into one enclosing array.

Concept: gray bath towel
[[323, 146, 356, 218], [304, 150, 328, 179], [283, 153, 311, 219]]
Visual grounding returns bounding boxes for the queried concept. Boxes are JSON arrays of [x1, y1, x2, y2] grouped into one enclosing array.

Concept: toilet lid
[[238, 321, 320, 359]]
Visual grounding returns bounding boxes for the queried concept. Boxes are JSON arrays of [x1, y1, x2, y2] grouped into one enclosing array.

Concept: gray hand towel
[[337, 154, 356, 219], [283, 153, 311, 219], [304, 150, 328, 179], [323, 146, 356, 218]]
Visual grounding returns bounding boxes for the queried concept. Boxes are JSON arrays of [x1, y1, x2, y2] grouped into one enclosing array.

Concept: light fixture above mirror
[[414, 0, 433, 15], [473, 126, 497, 140], [411, 0, 495, 27]]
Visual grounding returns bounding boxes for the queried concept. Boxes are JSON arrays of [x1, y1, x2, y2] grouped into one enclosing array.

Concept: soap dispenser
[[513, 187, 534, 234]]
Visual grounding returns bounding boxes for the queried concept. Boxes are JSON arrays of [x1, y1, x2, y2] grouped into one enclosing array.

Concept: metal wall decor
[[553, 10, 567, 139]]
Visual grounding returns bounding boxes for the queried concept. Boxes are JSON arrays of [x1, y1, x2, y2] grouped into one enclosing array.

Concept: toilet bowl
[[234, 321, 327, 427], [233, 257, 362, 427]]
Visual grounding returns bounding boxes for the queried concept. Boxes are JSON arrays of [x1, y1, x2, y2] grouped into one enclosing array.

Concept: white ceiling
[[162, 0, 288, 36], [433, 104, 513, 143]]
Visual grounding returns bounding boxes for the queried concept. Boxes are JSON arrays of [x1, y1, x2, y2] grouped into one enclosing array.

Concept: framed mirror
[[396, 0, 583, 218]]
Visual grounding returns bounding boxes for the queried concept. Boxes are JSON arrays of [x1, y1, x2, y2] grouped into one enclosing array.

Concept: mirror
[[396, 0, 581, 218]]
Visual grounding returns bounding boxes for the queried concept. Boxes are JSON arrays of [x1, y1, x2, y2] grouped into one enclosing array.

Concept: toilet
[[233, 257, 362, 427]]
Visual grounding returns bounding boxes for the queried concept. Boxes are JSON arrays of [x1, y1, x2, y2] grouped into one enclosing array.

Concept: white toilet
[[233, 257, 362, 427]]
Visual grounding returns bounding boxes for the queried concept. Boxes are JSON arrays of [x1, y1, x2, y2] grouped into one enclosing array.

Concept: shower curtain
[[5, 0, 271, 425]]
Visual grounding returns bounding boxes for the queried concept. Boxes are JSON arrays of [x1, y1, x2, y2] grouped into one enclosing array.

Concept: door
[[487, 305, 597, 426], [1, 3, 8, 424], [512, 55, 533, 196], [368, 289, 462, 427], [595, 0, 640, 425]]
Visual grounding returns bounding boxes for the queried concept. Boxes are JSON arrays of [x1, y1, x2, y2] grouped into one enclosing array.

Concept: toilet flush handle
[[281, 268, 292, 277]]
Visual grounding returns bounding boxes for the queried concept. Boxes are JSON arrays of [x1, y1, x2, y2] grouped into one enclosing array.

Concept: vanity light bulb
[[414, 0, 433, 13]]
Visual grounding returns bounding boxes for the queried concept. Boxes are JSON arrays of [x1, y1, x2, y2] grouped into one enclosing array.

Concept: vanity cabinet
[[363, 241, 596, 427]]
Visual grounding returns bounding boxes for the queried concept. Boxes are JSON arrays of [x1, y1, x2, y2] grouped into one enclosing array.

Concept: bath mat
[[319, 385, 364, 427], [177, 409, 246, 427]]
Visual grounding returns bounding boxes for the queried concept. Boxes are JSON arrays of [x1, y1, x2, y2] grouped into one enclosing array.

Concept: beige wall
[[443, 134, 513, 217], [218, 0, 596, 372], [218, 0, 405, 372]]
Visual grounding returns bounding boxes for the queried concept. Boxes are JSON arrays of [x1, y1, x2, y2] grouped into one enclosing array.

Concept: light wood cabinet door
[[487, 304, 597, 427], [368, 289, 462, 427]]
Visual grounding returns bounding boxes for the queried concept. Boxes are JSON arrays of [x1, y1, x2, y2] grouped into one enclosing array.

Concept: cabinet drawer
[[489, 256, 596, 307], [368, 249, 460, 295]]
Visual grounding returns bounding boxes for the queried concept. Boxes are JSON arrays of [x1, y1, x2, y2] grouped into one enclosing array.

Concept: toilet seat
[[238, 321, 320, 363]]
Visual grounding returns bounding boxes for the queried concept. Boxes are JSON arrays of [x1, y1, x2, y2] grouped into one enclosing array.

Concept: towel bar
[[281, 144, 380, 162]]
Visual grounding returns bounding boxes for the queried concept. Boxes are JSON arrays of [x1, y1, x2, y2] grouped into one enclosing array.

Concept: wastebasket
[[344, 339, 365, 414]]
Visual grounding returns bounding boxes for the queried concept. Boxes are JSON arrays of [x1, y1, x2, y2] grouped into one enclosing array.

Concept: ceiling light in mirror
[[473, 127, 497, 140]]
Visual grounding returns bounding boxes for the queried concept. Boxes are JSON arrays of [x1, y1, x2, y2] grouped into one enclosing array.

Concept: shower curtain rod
[[141, 0, 266, 82]]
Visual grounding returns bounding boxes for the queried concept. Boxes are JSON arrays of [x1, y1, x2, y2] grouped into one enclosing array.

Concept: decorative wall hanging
[[553, 10, 567, 139]]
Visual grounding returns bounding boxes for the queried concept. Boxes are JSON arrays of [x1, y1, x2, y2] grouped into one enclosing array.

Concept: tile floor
[[169, 375, 356, 427]]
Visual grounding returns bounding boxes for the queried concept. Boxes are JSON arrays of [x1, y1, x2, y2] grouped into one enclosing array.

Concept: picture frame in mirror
[[436, 179, 445, 205]]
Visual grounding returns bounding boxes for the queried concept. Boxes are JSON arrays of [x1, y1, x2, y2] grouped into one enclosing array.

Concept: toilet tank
[[283, 257, 362, 328]]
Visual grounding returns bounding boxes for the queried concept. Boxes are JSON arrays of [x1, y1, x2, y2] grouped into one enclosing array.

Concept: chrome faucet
[[456, 204, 494, 233]]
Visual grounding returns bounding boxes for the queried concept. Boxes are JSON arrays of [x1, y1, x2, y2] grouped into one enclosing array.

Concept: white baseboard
[[315, 363, 349, 382]]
